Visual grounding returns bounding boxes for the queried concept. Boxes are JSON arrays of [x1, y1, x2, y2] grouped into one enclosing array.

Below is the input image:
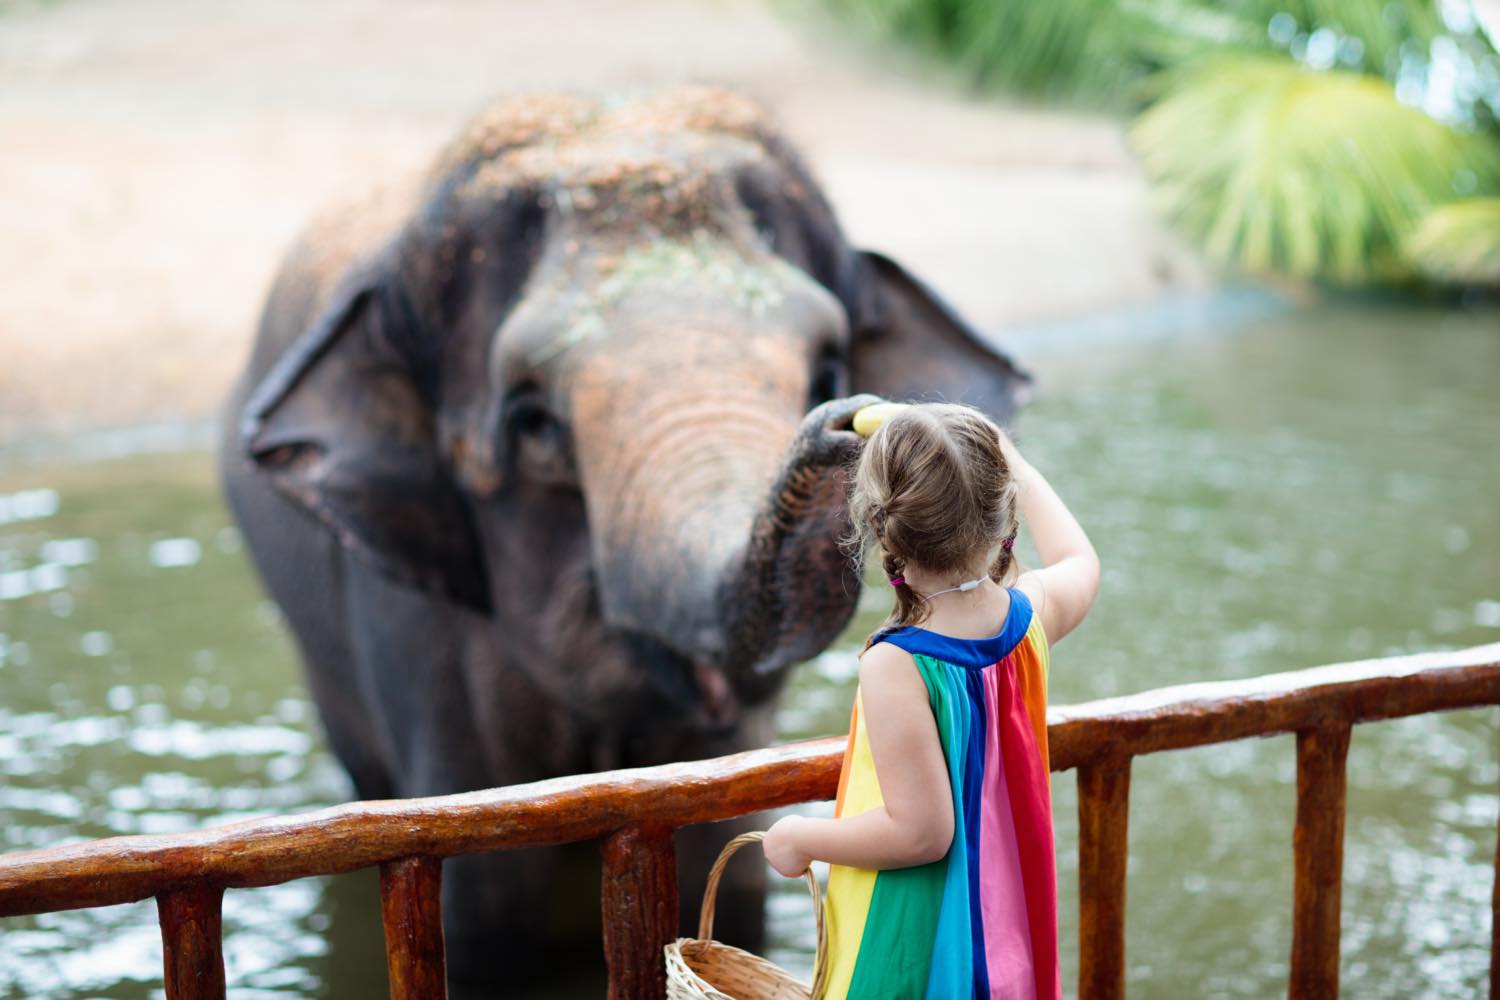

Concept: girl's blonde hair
[[844, 402, 1020, 648]]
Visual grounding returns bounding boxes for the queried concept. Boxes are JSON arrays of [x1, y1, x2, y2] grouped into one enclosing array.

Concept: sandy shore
[[0, 0, 1208, 442]]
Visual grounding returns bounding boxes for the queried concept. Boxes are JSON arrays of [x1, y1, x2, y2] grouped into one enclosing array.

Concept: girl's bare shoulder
[[858, 639, 919, 687]]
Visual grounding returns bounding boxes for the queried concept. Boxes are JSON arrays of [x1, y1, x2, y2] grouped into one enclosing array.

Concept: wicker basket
[[665, 831, 828, 1000]]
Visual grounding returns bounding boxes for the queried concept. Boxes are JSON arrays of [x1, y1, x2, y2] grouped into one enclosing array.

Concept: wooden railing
[[2, 642, 1499, 999]]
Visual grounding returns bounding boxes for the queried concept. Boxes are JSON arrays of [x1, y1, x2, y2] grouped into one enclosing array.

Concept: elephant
[[219, 87, 1030, 991]]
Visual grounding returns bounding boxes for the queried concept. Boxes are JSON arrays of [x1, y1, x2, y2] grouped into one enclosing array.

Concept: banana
[[852, 402, 910, 438]]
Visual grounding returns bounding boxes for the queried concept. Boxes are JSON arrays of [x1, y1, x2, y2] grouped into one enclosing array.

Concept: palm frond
[[1131, 56, 1500, 284], [1403, 198, 1500, 286], [803, 0, 1490, 112]]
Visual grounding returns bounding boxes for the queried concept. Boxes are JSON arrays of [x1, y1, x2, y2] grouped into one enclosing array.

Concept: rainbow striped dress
[[820, 587, 1059, 1000]]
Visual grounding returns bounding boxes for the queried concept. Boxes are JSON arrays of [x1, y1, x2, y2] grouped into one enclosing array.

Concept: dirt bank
[[0, 0, 1208, 441]]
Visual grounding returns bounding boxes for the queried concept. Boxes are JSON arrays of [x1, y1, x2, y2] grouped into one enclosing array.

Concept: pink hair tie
[[888, 575, 905, 587], [1002, 533, 1017, 551]]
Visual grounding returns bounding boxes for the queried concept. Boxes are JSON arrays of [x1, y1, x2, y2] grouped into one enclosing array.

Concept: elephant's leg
[[342, 579, 601, 991], [425, 783, 607, 989], [621, 709, 781, 955], [441, 845, 609, 995], [217, 439, 396, 800]]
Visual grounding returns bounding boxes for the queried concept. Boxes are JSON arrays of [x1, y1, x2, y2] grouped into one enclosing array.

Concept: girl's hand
[[995, 425, 1033, 481], [763, 816, 813, 878]]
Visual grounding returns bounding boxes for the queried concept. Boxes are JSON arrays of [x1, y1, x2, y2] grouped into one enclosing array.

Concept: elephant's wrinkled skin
[[219, 88, 1030, 990]]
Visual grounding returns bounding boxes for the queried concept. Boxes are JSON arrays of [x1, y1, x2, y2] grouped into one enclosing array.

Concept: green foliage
[[808, 0, 1500, 288], [1131, 57, 1500, 284], [1167, 0, 1446, 75], [810, 0, 1469, 111], [1404, 198, 1500, 287], [809, 0, 1151, 106]]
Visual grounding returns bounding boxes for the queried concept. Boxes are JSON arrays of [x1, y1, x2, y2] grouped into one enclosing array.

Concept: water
[[0, 453, 389, 998], [2, 297, 1498, 998]]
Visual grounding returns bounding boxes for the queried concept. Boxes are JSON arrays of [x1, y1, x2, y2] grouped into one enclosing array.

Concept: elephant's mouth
[[619, 629, 740, 733]]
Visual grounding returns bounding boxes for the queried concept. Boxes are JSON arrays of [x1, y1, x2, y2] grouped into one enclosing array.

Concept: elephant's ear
[[238, 267, 492, 612], [846, 250, 1033, 421]]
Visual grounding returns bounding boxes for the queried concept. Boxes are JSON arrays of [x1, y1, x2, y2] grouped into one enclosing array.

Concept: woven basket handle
[[697, 830, 829, 999]]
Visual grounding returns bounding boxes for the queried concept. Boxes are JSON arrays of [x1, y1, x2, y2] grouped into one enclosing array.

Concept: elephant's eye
[[735, 173, 781, 252], [751, 212, 778, 252], [501, 385, 576, 486], [502, 384, 554, 436], [807, 349, 846, 410], [509, 400, 551, 436]]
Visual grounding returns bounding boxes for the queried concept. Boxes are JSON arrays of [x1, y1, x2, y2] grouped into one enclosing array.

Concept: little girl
[[763, 401, 1099, 1000]]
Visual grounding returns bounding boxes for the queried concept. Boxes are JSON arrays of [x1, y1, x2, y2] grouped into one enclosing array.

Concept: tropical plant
[[1144, 0, 1447, 80], [1130, 56, 1500, 284], [806, 0, 1153, 106], [807, 0, 1478, 113], [803, 0, 1500, 288], [1403, 197, 1500, 287]]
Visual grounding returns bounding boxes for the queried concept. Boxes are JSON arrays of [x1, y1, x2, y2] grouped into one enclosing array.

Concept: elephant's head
[[238, 89, 1029, 743]]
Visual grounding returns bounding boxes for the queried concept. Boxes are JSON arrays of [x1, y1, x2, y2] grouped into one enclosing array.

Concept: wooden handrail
[[5, 643, 1495, 916], [1048, 642, 1500, 767], [0, 737, 844, 917], [2, 641, 1498, 999]]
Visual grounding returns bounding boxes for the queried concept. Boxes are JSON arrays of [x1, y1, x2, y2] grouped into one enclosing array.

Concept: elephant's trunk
[[718, 395, 877, 695], [577, 389, 795, 646], [569, 336, 875, 724]]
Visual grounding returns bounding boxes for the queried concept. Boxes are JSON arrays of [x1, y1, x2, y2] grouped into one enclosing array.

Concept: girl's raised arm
[[1003, 433, 1100, 645]]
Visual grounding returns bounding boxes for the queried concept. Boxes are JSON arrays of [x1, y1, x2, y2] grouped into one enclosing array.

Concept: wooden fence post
[[1491, 705, 1499, 1000], [602, 822, 679, 1000], [380, 856, 447, 1000], [1078, 757, 1132, 1000], [1289, 723, 1351, 999], [157, 885, 225, 1000]]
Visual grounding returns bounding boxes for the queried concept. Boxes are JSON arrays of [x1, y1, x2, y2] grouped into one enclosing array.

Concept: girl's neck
[[913, 582, 1009, 638], [900, 562, 990, 596], [900, 563, 1009, 637]]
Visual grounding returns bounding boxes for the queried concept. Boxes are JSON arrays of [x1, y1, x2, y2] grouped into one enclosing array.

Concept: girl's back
[[760, 401, 1096, 1000], [821, 587, 1058, 1000]]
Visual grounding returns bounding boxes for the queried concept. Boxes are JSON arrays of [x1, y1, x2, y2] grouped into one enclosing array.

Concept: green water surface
[[2, 297, 1497, 998]]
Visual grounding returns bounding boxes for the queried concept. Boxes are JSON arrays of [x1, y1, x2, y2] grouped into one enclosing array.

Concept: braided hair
[[843, 403, 1022, 651]]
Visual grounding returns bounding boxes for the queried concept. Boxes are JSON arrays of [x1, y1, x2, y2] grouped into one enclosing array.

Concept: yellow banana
[[852, 402, 910, 438]]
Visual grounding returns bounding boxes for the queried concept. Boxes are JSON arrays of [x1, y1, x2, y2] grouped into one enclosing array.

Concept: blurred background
[[1, 0, 1498, 997]]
